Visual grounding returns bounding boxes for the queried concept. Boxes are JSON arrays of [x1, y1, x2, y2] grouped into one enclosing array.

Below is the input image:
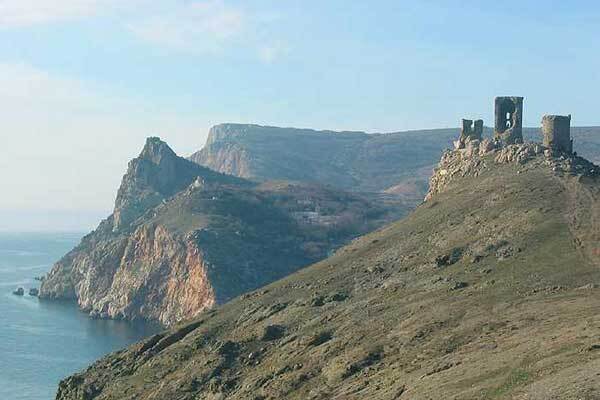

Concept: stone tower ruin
[[542, 114, 572, 154], [494, 96, 524, 144], [456, 119, 483, 148]]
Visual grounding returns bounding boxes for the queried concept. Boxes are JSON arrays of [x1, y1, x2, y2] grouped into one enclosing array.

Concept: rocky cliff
[[53, 141, 600, 399], [112, 137, 246, 231], [40, 138, 400, 326]]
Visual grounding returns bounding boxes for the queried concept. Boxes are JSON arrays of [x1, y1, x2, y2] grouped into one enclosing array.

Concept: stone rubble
[[426, 138, 599, 201], [426, 96, 599, 201]]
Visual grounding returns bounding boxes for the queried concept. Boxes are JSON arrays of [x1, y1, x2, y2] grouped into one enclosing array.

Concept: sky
[[1, 0, 599, 231]]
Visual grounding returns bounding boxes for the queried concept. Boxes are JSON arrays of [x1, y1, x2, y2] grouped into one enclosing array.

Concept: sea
[[0, 232, 160, 400]]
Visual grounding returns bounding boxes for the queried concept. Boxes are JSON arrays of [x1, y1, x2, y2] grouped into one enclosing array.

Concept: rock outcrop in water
[[40, 138, 400, 326]]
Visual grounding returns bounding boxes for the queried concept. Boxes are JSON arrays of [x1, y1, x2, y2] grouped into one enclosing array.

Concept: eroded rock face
[[43, 223, 214, 326], [86, 224, 216, 325], [189, 125, 254, 179]]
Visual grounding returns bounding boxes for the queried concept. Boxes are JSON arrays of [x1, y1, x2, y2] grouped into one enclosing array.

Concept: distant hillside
[[56, 139, 600, 399], [191, 124, 600, 201], [189, 124, 456, 197]]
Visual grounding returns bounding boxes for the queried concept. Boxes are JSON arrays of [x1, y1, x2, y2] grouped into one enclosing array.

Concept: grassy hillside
[[56, 148, 600, 399]]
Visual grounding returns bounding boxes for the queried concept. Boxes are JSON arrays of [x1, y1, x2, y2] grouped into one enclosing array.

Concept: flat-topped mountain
[[189, 124, 456, 200], [190, 123, 600, 203], [39, 138, 402, 326], [55, 138, 600, 399]]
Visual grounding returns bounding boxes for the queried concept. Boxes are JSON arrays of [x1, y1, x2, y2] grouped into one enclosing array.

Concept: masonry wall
[[542, 115, 572, 154]]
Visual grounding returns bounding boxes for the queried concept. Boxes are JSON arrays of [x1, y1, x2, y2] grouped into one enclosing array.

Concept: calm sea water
[[0, 232, 160, 400]]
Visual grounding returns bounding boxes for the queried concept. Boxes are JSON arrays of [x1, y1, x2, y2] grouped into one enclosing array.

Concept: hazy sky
[[1, 0, 600, 231]]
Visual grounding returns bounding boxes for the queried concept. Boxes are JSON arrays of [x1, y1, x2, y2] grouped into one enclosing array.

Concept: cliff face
[[190, 125, 254, 178], [53, 144, 600, 400], [42, 223, 214, 326], [40, 138, 400, 326]]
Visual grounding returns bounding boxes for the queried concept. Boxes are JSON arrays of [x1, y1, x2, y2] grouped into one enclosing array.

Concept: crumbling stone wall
[[494, 96, 524, 144], [456, 119, 483, 149], [425, 95, 597, 202], [542, 114, 572, 154]]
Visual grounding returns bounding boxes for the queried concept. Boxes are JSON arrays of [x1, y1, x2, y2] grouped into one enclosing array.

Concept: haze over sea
[[0, 232, 160, 400]]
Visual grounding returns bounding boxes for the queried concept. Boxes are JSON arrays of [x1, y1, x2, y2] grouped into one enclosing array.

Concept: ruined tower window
[[498, 99, 516, 133]]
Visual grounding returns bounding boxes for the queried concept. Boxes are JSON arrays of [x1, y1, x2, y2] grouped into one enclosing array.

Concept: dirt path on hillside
[[560, 174, 600, 269]]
